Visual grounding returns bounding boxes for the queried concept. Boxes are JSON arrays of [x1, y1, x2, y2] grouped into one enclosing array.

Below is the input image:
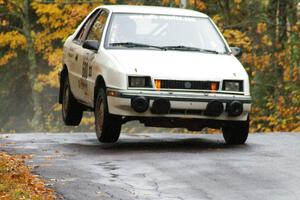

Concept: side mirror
[[230, 47, 242, 58], [83, 40, 99, 52]]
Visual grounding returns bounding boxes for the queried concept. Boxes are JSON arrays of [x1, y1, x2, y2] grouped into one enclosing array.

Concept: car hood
[[108, 49, 248, 81]]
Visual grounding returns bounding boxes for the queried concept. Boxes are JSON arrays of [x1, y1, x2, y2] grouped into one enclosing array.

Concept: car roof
[[98, 5, 208, 18]]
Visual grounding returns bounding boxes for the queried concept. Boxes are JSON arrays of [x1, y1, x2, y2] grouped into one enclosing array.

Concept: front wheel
[[222, 117, 249, 145], [94, 88, 122, 143]]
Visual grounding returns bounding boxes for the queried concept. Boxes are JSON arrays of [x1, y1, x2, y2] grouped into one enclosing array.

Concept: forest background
[[0, 0, 299, 133]]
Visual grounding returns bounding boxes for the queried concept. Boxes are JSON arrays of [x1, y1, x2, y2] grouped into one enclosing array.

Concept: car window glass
[[106, 14, 227, 53], [86, 10, 108, 44], [74, 10, 99, 43]]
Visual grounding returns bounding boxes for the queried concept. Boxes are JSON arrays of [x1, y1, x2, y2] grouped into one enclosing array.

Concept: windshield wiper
[[162, 45, 219, 54], [109, 43, 220, 54], [109, 42, 164, 50]]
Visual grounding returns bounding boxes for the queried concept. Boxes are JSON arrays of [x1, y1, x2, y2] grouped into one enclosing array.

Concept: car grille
[[158, 80, 219, 90]]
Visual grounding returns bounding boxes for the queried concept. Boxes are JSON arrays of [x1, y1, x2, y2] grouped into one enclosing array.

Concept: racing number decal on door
[[88, 54, 95, 77], [80, 52, 95, 97], [82, 53, 95, 78], [82, 52, 89, 79]]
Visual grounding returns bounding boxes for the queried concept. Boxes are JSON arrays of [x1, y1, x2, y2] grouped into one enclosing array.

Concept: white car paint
[[62, 5, 251, 122], [107, 50, 250, 94]]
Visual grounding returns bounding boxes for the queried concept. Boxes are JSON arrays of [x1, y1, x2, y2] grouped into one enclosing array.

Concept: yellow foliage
[[0, 31, 25, 47], [188, 0, 206, 11], [37, 69, 59, 88], [48, 49, 63, 67], [0, 31, 26, 66], [212, 14, 222, 25], [0, 50, 17, 66], [33, 81, 43, 93], [174, 0, 181, 6], [31, 2, 96, 89], [261, 35, 272, 46], [234, 0, 242, 3], [223, 29, 252, 51], [162, 0, 169, 5], [81, 117, 95, 126], [196, 1, 206, 11], [52, 103, 61, 112], [0, 20, 8, 26], [257, 22, 267, 34]]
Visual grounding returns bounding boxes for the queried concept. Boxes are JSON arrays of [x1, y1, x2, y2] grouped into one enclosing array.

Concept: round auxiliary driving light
[[151, 98, 171, 114], [227, 101, 243, 116], [204, 100, 224, 117], [131, 96, 149, 113]]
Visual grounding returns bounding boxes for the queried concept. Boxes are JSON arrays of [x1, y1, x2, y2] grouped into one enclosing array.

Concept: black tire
[[94, 88, 122, 143], [222, 117, 249, 145], [62, 76, 83, 126]]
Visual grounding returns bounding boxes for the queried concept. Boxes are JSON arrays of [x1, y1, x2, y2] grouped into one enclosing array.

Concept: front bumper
[[106, 88, 251, 121]]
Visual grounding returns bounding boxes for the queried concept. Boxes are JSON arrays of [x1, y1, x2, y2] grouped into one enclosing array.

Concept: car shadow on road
[[63, 135, 252, 154]]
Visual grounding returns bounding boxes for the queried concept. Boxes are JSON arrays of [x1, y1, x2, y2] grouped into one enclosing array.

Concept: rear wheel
[[222, 117, 249, 145], [94, 88, 122, 143], [62, 76, 83, 126]]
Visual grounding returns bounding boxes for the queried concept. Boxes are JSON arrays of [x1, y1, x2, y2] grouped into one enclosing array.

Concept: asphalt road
[[1, 132, 300, 200]]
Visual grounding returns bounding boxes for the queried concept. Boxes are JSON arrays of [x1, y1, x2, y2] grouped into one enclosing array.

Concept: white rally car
[[59, 5, 252, 144]]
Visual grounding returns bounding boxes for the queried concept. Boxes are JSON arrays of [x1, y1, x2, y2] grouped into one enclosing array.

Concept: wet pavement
[[1, 132, 300, 200]]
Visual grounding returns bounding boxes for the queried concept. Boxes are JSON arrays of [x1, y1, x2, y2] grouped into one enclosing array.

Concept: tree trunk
[[23, 0, 43, 130], [278, 0, 287, 44], [267, 0, 277, 46], [277, 0, 288, 83], [287, 0, 299, 80], [286, 0, 297, 27], [217, 0, 231, 25]]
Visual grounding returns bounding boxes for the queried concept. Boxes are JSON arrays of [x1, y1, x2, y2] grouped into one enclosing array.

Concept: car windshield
[[105, 13, 228, 54]]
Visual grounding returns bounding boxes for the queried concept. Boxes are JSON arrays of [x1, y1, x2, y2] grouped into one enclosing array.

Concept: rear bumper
[[106, 88, 251, 121]]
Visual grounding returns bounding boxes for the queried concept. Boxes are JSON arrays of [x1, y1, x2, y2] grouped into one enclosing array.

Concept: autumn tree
[[0, 0, 45, 130], [204, 0, 300, 131], [0, 0, 96, 131]]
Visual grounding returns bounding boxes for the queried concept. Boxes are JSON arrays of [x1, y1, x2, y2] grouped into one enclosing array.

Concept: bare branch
[[1, 25, 25, 34], [223, 21, 253, 29], [0, 12, 22, 19]]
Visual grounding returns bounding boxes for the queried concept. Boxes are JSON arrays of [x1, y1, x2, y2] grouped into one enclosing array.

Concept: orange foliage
[[0, 152, 56, 199], [210, 2, 300, 132]]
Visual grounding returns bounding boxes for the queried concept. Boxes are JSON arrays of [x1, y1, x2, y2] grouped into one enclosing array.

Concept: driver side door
[[77, 9, 109, 105], [70, 9, 100, 102]]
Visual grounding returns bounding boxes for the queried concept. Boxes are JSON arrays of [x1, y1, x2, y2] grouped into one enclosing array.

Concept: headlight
[[223, 80, 243, 92], [128, 76, 152, 88]]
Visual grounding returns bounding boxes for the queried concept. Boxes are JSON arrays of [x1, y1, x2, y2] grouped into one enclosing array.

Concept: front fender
[[92, 50, 127, 90]]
